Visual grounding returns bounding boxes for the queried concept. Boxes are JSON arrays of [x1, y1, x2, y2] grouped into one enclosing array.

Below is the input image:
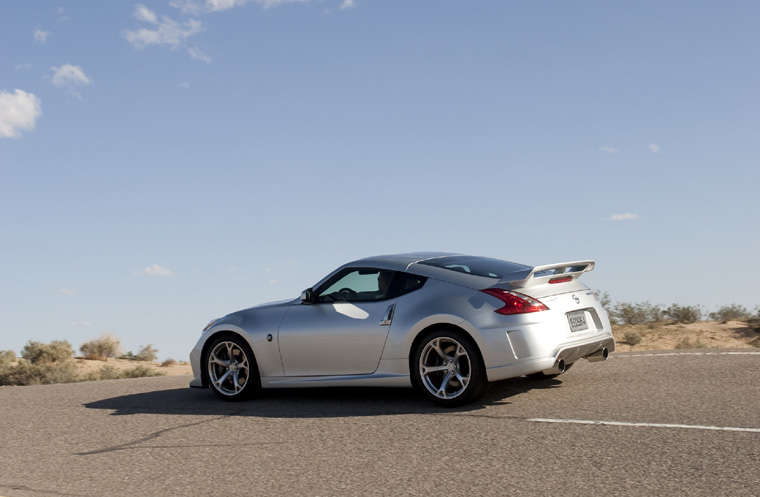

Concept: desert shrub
[[0, 360, 80, 386], [749, 306, 760, 332], [0, 349, 16, 365], [594, 291, 617, 324], [594, 290, 613, 310], [647, 305, 666, 322], [80, 333, 122, 361], [748, 317, 760, 332], [133, 344, 158, 362], [0, 340, 80, 386], [120, 365, 165, 378], [160, 358, 176, 367], [93, 365, 121, 380], [83, 364, 165, 381], [611, 302, 647, 325], [612, 302, 663, 325], [675, 337, 708, 349], [21, 340, 74, 364], [709, 304, 751, 322], [664, 304, 703, 324], [623, 331, 642, 346]]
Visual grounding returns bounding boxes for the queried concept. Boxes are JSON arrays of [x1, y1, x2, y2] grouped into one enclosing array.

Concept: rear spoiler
[[504, 260, 595, 288]]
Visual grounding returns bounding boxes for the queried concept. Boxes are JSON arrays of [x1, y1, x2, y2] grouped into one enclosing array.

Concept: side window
[[399, 274, 427, 296], [315, 268, 396, 303]]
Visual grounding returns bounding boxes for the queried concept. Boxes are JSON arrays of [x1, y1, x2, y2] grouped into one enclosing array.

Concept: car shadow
[[83, 377, 564, 418]]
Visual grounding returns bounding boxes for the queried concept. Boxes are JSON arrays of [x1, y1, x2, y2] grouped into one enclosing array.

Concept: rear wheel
[[205, 334, 260, 401], [412, 330, 488, 407]]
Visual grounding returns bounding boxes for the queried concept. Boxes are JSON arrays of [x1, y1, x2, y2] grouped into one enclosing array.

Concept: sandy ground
[[73, 357, 193, 376], [612, 320, 760, 352]]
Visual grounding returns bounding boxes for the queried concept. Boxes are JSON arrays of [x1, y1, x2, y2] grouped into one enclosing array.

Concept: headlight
[[202, 318, 221, 333]]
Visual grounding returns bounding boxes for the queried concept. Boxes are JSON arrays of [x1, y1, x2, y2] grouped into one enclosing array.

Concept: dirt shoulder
[[612, 320, 760, 352], [73, 357, 192, 376]]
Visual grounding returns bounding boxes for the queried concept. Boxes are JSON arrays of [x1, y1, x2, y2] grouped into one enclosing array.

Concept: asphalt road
[[1, 350, 759, 497]]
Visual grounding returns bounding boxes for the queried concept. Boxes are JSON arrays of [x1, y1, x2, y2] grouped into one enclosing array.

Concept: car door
[[277, 268, 397, 376]]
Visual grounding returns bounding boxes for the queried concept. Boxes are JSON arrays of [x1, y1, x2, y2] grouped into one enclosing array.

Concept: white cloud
[[188, 46, 212, 63], [648, 144, 660, 153], [50, 64, 91, 98], [610, 213, 640, 221], [34, 28, 50, 44], [171, 0, 240, 13], [68, 321, 92, 327], [60, 288, 76, 297], [339, 0, 355, 9], [134, 4, 159, 24], [134, 264, 176, 276], [124, 5, 204, 50], [51, 64, 90, 86], [16, 63, 32, 71], [180, 82, 191, 89], [600, 146, 618, 154], [171, 0, 310, 14], [57, 7, 70, 24], [0, 89, 43, 139]]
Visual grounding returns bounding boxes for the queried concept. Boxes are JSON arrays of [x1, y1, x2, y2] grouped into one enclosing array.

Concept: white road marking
[[618, 351, 760, 358], [527, 418, 760, 433]]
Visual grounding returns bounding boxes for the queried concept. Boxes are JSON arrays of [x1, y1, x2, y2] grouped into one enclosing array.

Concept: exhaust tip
[[586, 347, 609, 363], [541, 358, 567, 376]]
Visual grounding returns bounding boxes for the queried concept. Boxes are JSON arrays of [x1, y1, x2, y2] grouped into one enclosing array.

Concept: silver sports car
[[190, 252, 615, 406]]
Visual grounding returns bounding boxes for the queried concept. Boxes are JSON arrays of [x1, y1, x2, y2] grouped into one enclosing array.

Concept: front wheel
[[205, 334, 260, 401], [412, 330, 488, 407]]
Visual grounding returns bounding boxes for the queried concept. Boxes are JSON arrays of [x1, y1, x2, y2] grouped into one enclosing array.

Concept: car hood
[[243, 297, 297, 312], [210, 297, 296, 331]]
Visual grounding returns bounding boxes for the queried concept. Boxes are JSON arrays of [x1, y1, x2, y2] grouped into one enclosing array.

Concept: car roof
[[345, 252, 532, 290], [348, 252, 462, 272]]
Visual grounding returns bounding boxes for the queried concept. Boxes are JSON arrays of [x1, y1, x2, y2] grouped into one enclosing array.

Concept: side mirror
[[300, 288, 314, 303]]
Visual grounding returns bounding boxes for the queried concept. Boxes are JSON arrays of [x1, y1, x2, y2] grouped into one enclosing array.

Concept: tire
[[205, 334, 260, 401], [412, 329, 488, 407]]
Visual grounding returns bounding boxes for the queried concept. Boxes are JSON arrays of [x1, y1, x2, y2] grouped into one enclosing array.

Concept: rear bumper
[[553, 335, 615, 365], [486, 335, 615, 382]]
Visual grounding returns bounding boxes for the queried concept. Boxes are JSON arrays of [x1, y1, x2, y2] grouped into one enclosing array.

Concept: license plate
[[567, 311, 588, 332]]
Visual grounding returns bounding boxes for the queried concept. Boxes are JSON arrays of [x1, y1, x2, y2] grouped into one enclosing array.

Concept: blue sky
[[2, 0, 759, 360]]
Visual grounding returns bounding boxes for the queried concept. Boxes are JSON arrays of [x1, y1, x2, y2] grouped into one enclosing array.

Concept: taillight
[[481, 288, 549, 315], [549, 276, 572, 284]]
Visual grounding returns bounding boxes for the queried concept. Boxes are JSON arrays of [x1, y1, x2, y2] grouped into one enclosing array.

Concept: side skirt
[[261, 373, 412, 389]]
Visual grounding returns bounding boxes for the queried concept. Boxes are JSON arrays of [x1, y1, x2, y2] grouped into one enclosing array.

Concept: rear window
[[417, 256, 529, 279]]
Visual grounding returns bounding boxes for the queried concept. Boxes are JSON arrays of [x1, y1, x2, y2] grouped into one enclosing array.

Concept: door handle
[[380, 304, 395, 326]]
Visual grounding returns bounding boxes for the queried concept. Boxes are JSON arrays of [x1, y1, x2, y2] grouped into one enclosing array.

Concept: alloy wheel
[[419, 336, 471, 400], [207, 340, 250, 396]]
